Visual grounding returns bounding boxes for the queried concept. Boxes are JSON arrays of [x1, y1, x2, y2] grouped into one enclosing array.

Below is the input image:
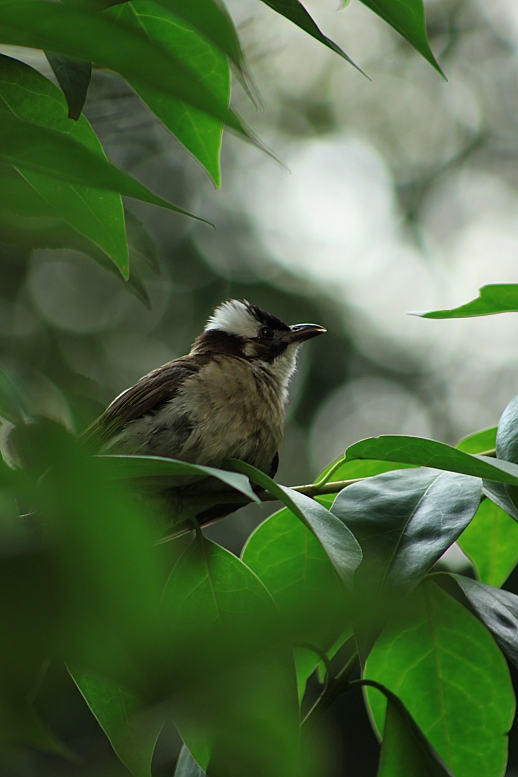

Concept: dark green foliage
[[1, 2, 517, 776]]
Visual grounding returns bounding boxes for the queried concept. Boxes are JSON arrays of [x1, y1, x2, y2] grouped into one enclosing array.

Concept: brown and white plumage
[[83, 300, 325, 525]]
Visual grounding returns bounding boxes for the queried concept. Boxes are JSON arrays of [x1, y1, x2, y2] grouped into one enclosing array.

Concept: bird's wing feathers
[[81, 357, 203, 451]]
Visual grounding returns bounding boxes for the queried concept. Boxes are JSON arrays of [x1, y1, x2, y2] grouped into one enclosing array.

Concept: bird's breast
[[174, 356, 285, 471]]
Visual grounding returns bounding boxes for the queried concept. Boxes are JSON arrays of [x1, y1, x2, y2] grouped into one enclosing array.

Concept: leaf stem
[[301, 651, 360, 732]]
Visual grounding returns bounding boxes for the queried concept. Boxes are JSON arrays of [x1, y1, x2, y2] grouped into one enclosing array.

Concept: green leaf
[[241, 506, 352, 698], [331, 469, 481, 660], [109, 1, 228, 187], [439, 573, 518, 671], [361, 680, 454, 777], [415, 284, 518, 319], [227, 459, 362, 585], [458, 498, 518, 586], [66, 0, 247, 77], [0, 108, 207, 229], [346, 434, 518, 487], [316, 454, 414, 487], [0, 54, 129, 275], [174, 745, 206, 777], [456, 426, 497, 454], [95, 454, 260, 503], [162, 536, 300, 776], [359, 0, 444, 77], [70, 668, 164, 777], [0, 0, 246, 134], [364, 581, 515, 777], [17, 421, 167, 682], [259, 0, 364, 74], [44, 53, 92, 120]]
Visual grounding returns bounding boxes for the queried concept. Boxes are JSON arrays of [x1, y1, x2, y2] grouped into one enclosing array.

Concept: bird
[[83, 300, 326, 529]]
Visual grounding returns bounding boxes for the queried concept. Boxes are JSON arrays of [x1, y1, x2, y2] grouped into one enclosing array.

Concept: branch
[[178, 477, 365, 507]]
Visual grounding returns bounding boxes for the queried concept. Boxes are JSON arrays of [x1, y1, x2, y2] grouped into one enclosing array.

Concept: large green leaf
[[227, 459, 362, 585], [438, 573, 518, 672], [241, 506, 352, 698], [364, 581, 515, 777], [360, 681, 454, 777], [70, 668, 164, 777], [0, 54, 129, 275], [66, 0, 247, 76], [44, 53, 92, 120], [330, 469, 481, 659], [0, 108, 206, 229], [359, 0, 443, 76], [259, 0, 362, 73], [109, 1, 228, 186], [458, 498, 518, 587], [162, 536, 300, 777], [346, 434, 518, 486], [0, 0, 245, 133], [95, 453, 260, 503], [415, 285, 518, 319]]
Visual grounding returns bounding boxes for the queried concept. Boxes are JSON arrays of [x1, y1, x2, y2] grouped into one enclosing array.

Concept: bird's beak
[[286, 323, 327, 343]]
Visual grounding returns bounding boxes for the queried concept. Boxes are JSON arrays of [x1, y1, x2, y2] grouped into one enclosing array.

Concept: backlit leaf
[[108, 1, 228, 186], [415, 284, 518, 319], [359, 0, 443, 76], [364, 581, 514, 777], [458, 498, 518, 587], [227, 459, 362, 585], [0, 54, 128, 275]]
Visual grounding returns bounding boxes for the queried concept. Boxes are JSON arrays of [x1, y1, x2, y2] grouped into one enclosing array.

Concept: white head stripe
[[205, 300, 259, 338]]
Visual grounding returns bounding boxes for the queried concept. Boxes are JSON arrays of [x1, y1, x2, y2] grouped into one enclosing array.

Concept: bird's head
[[192, 299, 326, 387]]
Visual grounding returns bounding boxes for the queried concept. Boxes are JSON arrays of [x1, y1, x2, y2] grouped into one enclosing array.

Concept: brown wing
[[81, 355, 204, 451]]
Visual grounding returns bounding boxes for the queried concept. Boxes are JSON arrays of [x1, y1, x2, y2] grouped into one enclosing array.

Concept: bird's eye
[[259, 326, 274, 340]]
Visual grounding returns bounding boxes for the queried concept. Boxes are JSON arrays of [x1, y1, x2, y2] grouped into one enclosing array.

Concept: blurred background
[[2, 0, 518, 773]]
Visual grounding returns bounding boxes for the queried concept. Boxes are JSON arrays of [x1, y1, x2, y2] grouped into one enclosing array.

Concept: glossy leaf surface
[[109, 1, 228, 186], [416, 284, 518, 318], [496, 392, 518, 464], [365, 581, 514, 777], [359, 0, 443, 76], [331, 468, 480, 595], [0, 55, 128, 275], [331, 468, 481, 658], [346, 434, 518, 486], [70, 668, 164, 777], [444, 573, 518, 671], [458, 498, 518, 586], [228, 459, 362, 585]]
